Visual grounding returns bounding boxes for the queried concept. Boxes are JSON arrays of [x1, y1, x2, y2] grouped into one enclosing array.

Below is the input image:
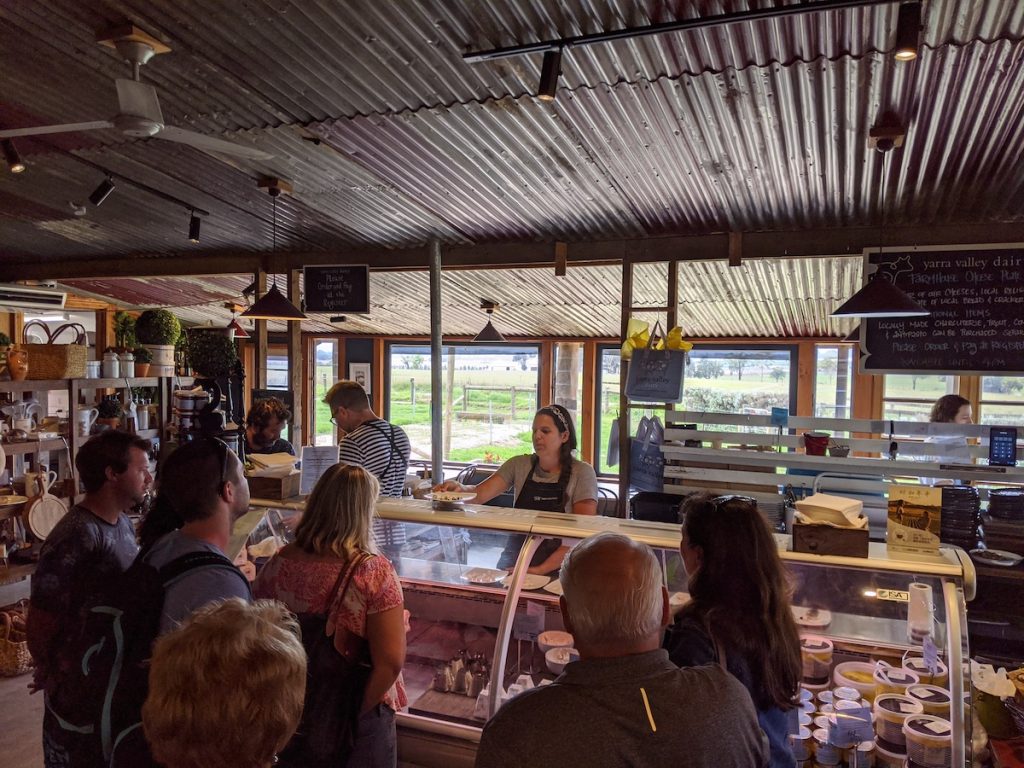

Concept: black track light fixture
[[538, 48, 562, 101], [188, 211, 201, 243], [89, 176, 116, 206], [894, 2, 922, 62], [2, 139, 25, 173]]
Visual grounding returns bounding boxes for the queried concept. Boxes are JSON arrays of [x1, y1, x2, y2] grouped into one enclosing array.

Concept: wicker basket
[[0, 610, 33, 677], [23, 321, 89, 380]]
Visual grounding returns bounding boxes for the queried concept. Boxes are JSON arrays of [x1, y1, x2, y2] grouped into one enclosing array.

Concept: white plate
[[0, 495, 29, 510], [970, 549, 1023, 567], [427, 491, 476, 503], [542, 580, 564, 596], [792, 605, 833, 628], [461, 567, 507, 584], [502, 573, 551, 591]]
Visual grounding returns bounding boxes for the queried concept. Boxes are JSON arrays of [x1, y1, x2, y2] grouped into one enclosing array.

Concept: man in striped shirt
[[325, 380, 411, 559]]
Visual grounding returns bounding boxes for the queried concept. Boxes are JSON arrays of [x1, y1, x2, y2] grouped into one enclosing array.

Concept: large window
[[683, 347, 797, 414], [311, 340, 339, 446], [552, 342, 585, 456], [980, 376, 1024, 426], [387, 344, 540, 464], [596, 346, 623, 475], [814, 345, 854, 419], [882, 375, 958, 422]]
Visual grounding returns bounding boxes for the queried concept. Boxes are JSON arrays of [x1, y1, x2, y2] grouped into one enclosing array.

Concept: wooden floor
[[0, 672, 44, 767]]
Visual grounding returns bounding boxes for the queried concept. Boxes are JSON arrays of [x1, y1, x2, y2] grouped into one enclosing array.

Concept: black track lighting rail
[[463, 0, 898, 63]]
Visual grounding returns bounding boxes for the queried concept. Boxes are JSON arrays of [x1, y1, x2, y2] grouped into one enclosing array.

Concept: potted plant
[[113, 311, 137, 352], [96, 398, 123, 430], [133, 346, 152, 377], [185, 330, 239, 379], [0, 331, 10, 377], [134, 309, 181, 375]]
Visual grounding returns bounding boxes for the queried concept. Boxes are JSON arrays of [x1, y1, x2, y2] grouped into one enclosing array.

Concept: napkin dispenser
[[792, 493, 869, 558]]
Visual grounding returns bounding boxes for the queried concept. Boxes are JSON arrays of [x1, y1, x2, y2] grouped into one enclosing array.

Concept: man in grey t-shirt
[[143, 439, 251, 634], [477, 533, 767, 768]]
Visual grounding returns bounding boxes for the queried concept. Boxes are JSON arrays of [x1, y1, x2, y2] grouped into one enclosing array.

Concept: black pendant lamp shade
[[240, 283, 306, 321], [240, 182, 307, 321], [831, 274, 930, 319], [473, 299, 506, 343]]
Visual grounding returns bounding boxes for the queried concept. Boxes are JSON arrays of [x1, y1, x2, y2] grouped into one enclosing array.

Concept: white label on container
[[899, 702, 918, 713], [924, 720, 952, 735]]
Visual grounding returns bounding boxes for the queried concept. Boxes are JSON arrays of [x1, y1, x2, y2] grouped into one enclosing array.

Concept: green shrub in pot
[[185, 330, 238, 379], [97, 398, 123, 419], [134, 309, 181, 346], [113, 311, 137, 351], [133, 347, 153, 364]]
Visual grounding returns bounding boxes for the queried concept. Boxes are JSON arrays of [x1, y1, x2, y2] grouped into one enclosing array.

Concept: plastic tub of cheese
[[801, 635, 834, 685], [902, 714, 952, 767], [537, 630, 574, 654], [873, 693, 923, 746], [812, 727, 842, 766], [906, 684, 952, 717], [873, 662, 919, 699], [789, 725, 813, 761], [873, 739, 907, 768], [833, 661, 877, 701], [903, 654, 949, 687]]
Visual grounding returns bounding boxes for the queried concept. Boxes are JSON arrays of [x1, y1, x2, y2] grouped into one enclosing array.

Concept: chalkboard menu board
[[303, 265, 370, 313], [862, 246, 1024, 375]]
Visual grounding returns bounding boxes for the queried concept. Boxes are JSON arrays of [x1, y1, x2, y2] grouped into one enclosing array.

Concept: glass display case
[[244, 496, 976, 768]]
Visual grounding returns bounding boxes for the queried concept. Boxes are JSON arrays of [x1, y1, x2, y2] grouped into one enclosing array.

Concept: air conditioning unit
[[0, 283, 67, 312]]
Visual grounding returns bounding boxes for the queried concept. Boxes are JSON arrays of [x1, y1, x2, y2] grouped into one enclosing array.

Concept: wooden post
[[554, 241, 568, 277], [617, 258, 634, 517], [253, 270, 268, 390], [287, 269, 303, 448], [443, 346, 455, 459], [797, 341, 815, 417]]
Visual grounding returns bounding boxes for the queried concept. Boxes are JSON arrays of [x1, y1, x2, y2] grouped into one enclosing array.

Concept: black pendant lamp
[[473, 299, 506, 343], [241, 183, 306, 322], [832, 140, 929, 320]]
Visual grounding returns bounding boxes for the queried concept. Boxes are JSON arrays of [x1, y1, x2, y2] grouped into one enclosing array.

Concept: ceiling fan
[[0, 32, 270, 160]]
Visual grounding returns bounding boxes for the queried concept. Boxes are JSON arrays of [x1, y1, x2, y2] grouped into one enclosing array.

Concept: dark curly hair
[[929, 394, 970, 423], [246, 397, 292, 429]]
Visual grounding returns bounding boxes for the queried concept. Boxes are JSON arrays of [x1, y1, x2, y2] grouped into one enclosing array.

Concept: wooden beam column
[[286, 269, 302, 448], [797, 342, 816, 417], [253, 270, 268, 390]]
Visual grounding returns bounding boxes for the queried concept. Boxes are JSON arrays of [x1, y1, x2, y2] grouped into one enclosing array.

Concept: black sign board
[[861, 246, 1024, 375], [303, 265, 370, 313]]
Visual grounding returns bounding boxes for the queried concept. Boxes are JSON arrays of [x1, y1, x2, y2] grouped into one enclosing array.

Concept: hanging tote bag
[[279, 554, 373, 768], [624, 321, 686, 403], [630, 415, 666, 492]]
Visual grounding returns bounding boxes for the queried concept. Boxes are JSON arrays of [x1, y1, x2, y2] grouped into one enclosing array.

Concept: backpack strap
[[158, 550, 251, 595]]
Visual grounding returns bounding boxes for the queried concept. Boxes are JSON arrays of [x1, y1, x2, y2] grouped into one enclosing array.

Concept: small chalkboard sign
[[861, 245, 1024, 375], [303, 265, 370, 313]]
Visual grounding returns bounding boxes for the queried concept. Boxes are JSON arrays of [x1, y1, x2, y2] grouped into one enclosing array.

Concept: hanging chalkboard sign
[[861, 245, 1024, 375], [303, 265, 370, 313]]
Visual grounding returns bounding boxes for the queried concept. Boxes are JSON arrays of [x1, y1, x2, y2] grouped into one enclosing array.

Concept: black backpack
[[47, 550, 248, 767]]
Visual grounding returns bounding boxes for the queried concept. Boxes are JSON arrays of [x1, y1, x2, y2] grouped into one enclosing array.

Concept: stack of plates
[[988, 489, 1024, 521], [940, 486, 983, 550]]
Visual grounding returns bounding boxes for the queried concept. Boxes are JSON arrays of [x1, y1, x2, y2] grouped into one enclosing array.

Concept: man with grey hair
[[476, 533, 767, 768]]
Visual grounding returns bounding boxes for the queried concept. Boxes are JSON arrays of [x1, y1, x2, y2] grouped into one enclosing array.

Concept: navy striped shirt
[[338, 418, 411, 548]]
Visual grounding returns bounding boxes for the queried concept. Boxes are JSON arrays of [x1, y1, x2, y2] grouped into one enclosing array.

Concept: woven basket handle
[[22, 321, 87, 345]]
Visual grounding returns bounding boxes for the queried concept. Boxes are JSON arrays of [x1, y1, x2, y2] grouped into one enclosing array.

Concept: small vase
[[135, 363, 151, 377]]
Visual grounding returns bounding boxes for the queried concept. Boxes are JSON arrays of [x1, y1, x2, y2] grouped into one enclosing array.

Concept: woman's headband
[[541, 404, 571, 434]]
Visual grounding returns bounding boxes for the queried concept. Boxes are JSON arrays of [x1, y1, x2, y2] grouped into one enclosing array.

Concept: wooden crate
[[246, 473, 301, 500], [792, 522, 869, 558]]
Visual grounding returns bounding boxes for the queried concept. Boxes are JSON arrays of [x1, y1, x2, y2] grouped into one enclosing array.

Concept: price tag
[[771, 407, 789, 427], [512, 600, 545, 642], [828, 705, 873, 746], [922, 635, 939, 674]]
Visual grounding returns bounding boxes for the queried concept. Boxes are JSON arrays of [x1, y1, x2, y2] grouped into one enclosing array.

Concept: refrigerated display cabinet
[[245, 497, 976, 768]]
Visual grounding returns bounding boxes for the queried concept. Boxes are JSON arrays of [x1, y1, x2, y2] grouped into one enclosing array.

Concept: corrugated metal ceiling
[[0, 0, 1021, 338], [60, 255, 860, 338]]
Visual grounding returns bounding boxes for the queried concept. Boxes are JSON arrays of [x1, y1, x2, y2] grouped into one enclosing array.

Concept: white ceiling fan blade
[[115, 78, 164, 124], [0, 121, 113, 139], [154, 125, 272, 159]]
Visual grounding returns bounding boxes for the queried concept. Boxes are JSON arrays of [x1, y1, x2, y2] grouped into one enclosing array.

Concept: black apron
[[496, 456, 567, 572]]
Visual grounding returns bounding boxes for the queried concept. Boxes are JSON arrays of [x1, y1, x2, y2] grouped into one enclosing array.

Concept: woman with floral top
[[255, 464, 406, 768]]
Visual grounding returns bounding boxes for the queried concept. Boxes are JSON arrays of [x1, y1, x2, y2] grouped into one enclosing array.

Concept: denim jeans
[[346, 703, 396, 768]]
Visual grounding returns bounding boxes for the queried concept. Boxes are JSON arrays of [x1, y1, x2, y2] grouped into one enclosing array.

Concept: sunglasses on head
[[711, 494, 757, 510], [206, 437, 230, 490]]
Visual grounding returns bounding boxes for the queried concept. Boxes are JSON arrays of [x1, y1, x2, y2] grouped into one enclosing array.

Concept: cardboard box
[[246, 472, 301, 500], [792, 522, 869, 558]]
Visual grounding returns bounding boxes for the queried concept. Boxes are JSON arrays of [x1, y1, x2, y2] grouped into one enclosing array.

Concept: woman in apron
[[435, 404, 598, 574]]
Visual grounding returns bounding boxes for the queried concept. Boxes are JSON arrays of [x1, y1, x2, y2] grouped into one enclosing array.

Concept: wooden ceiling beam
[[2, 222, 1023, 281]]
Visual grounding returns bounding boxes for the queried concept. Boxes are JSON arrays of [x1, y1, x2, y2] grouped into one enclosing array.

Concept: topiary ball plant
[[185, 330, 239, 379], [135, 309, 181, 346]]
